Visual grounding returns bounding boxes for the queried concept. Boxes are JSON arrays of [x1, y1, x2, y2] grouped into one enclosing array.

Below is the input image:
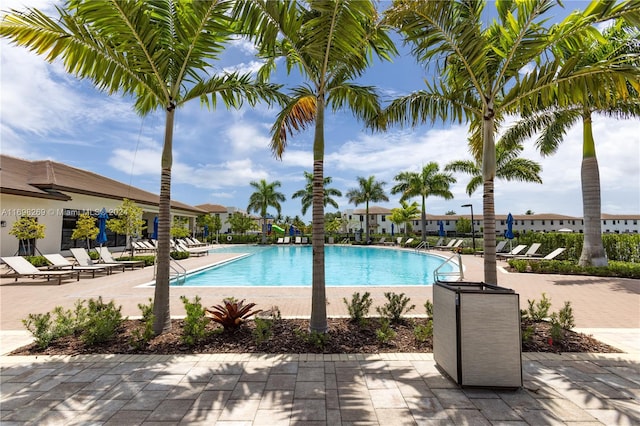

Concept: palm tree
[[382, 0, 640, 284], [445, 141, 542, 196], [346, 176, 389, 243], [247, 179, 286, 244], [234, 0, 397, 333], [500, 21, 640, 267], [0, 1, 285, 334], [292, 171, 342, 216], [391, 163, 455, 241], [389, 200, 420, 237]]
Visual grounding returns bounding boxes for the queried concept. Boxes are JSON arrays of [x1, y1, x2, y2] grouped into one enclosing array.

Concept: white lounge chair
[[276, 237, 284, 244], [512, 243, 542, 258], [475, 240, 508, 257], [97, 247, 146, 268], [523, 247, 566, 261], [1, 256, 80, 285], [403, 238, 414, 247], [43, 253, 111, 278], [175, 241, 209, 257], [70, 248, 126, 272], [283, 237, 291, 244], [295, 236, 302, 244], [435, 239, 457, 250], [497, 244, 527, 260]]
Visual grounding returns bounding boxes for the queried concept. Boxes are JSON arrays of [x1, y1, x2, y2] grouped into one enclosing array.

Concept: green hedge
[[507, 259, 640, 279], [514, 233, 639, 263]]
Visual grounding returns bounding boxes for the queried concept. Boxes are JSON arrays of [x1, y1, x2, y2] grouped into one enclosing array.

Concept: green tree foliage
[[170, 217, 190, 239], [456, 217, 472, 234], [71, 213, 99, 249], [107, 199, 145, 257], [391, 163, 455, 241], [227, 212, 254, 235], [346, 176, 389, 243], [389, 200, 420, 236], [9, 216, 45, 255], [292, 171, 342, 216], [247, 179, 286, 244]]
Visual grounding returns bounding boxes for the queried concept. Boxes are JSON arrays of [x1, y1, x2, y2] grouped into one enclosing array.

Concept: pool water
[[173, 245, 453, 287]]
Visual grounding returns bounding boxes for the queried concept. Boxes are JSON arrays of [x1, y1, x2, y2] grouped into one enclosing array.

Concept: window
[[550, 220, 554, 225], [445, 220, 450, 225], [625, 220, 628, 225], [382, 228, 386, 234], [531, 220, 534, 225], [359, 215, 363, 222], [559, 220, 564, 225], [381, 216, 386, 222], [348, 215, 352, 220], [500, 220, 505, 225], [542, 220, 545, 225]]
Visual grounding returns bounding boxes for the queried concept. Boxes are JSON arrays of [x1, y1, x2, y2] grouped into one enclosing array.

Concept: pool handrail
[[433, 252, 463, 282]]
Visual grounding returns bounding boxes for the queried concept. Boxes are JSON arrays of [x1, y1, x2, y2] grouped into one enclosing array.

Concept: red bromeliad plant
[[205, 298, 261, 330]]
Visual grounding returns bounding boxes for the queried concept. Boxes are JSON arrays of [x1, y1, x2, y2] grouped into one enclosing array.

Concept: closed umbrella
[[151, 216, 158, 240], [391, 223, 394, 236], [96, 208, 108, 247], [438, 220, 445, 237], [203, 225, 209, 238], [505, 213, 514, 250]]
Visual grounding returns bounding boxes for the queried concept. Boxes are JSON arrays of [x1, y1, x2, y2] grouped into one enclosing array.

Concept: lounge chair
[[396, 237, 403, 245], [283, 236, 291, 244], [132, 241, 155, 253], [376, 237, 386, 245], [403, 238, 414, 247], [497, 244, 527, 260], [295, 236, 302, 244], [1, 256, 80, 285], [43, 253, 111, 278], [433, 237, 444, 248], [301, 237, 309, 244], [175, 241, 210, 257], [523, 247, 566, 261], [276, 237, 284, 244], [98, 247, 146, 268], [71, 248, 126, 272], [435, 239, 457, 250], [513, 243, 542, 258], [475, 240, 508, 257]]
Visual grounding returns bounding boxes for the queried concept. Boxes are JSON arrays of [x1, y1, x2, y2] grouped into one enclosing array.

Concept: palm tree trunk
[[421, 196, 426, 241], [153, 103, 175, 335], [310, 95, 327, 333], [365, 201, 370, 243], [579, 114, 607, 267], [482, 104, 498, 284]]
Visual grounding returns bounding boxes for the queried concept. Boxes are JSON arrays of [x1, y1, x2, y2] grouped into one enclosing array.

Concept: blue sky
[[1, 0, 639, 221]]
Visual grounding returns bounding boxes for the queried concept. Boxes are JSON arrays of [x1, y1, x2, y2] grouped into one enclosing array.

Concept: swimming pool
[[172, 245, 454, 287]]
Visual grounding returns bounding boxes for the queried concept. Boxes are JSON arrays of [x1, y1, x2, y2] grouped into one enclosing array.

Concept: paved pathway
[[1, 246, 639, 425]]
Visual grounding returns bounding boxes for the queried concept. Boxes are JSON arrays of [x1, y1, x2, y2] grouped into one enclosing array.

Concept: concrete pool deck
[[1, 245, 639, 425]]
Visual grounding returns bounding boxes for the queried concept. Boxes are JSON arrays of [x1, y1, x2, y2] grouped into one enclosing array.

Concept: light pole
[[461, 204, 476, 252]]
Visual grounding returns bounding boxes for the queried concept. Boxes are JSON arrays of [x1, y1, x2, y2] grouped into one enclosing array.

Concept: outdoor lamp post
[[461, 204, 476, 252]]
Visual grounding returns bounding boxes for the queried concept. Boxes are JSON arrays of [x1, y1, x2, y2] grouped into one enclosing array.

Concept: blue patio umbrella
[[151, 216, 158, 240], [96, 208, 108, 247], [505, 213, 514, 239], [203, 225, 209, 238], [391, 223, 394, 236], [438, 220, 445, 237], [505, 213, 514, 250], [289, 226, 294, 236]]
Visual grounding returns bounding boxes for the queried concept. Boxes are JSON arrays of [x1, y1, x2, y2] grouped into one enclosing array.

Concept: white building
[[342, 207, 640, 236], [0, 155, 205, 257]]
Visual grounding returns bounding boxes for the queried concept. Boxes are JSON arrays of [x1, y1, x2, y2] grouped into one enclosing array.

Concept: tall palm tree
[[234, 0, 397, 333], [346, 176, 389, 243], [292, 171, 342, 216], [391, 163, 455, 241], [0, 1, 285, 334], [500, 20, 640, 267], [389, 200, 420, 237], [247, 179, 286, 244], [383, 0, 640, 284], [445, 141, 543, 196]]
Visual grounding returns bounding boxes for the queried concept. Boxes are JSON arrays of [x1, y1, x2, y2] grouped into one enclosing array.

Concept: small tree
[[227, 212, 253, 235], [211, 215, 222, 242], [456, 217, 472, 234], [107, 199, 145, 256], [9, 217, 45, 255], [71, 213, 99, 249], [170, 217, 190, 239]]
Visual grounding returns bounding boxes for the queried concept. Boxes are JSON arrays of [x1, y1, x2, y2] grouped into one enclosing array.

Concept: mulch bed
[[10, 317, 620, 356]]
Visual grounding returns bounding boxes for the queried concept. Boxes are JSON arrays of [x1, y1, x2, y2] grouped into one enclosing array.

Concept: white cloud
[[222, 60, 264, 76]]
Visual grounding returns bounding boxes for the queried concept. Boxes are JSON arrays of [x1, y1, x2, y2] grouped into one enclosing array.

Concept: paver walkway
[[1, 246, 639, 425]]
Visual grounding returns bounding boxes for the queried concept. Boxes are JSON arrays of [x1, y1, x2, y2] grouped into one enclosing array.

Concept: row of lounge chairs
[[277, 236, 309, 244], [1, 246, 146, 285]]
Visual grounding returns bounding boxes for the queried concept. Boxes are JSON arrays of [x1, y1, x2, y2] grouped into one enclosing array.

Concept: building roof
[[0, 155, 205, 214], [195, 203, 228, 214]]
